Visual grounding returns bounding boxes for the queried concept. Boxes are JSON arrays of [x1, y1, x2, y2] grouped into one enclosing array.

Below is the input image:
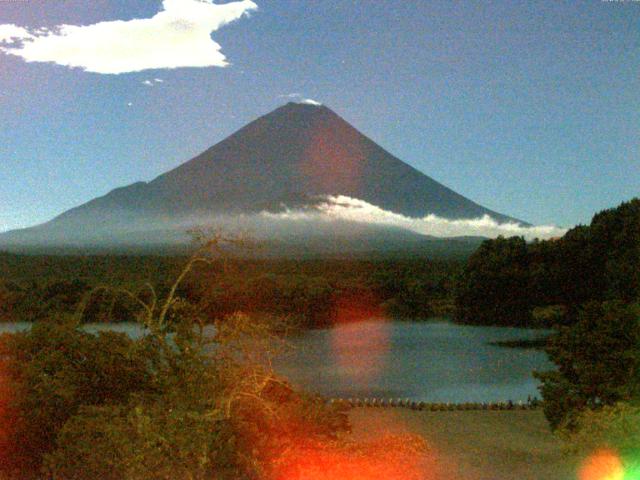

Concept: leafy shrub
[[44, 401, 239, 480], [560, 402, 640, 458], [0, 237, 352, 479], [535, 301, 640, 430], [0, 320, 157, 479]]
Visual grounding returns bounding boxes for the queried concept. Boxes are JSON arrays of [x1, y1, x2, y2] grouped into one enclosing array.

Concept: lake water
[[274, 320, 553, 403], [0, 320, 552, 403]]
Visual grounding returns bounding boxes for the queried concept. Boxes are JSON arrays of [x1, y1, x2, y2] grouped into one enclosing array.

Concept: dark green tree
[[535, 301, 640, 430], [454, 198, 640, 328], [454, 236, 531, 325], [589, 198, 640, 303]]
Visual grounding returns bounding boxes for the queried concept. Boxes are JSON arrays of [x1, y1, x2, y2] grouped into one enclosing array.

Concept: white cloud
[[278, 93, 322, 106], [142, 78, 164, 86], [0, 0, 257, 74], [0, 24, 33, 43], [262, 195, 567, 241], [278, 93, 301, 99]]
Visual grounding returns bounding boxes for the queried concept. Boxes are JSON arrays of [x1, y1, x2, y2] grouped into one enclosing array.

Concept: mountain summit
[[0, 102, 524, 251]]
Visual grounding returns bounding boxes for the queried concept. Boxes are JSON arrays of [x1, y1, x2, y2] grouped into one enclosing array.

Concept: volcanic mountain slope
[[0, 102, 524, 250]]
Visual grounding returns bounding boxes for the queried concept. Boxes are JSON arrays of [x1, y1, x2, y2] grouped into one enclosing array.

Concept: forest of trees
[[454, 198, 640, 448], [454, 198, 640, 328], [0, 255, 461, 328]]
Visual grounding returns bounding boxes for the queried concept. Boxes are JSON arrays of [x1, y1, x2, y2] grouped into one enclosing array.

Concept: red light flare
[[578, 449, 625, 480], [299, 121, 367, 194], [0, 353, 17, 465], [272, 433, 440, 480], [329, 292, 390, 387], [265, 395, 460, 480]]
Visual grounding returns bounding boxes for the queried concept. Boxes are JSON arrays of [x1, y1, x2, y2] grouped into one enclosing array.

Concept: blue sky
[[0, 0, 638, 233]]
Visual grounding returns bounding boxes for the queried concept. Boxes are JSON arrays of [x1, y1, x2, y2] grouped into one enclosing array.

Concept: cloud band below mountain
[[0, 0, 257, 74], [262, 195, 567, 241]]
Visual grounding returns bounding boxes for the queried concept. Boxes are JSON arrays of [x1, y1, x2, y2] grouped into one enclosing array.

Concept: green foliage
[[43, 393, 238, 480], [590, 199, 640, 302], [0, 280, 21, 321], [0, 254, 463, 326], [535, 301, 640, 430], [454, 236, 532, 326], [0, 239, 351, 479], [454, 198, 640, 327], [196, 273, 334, 327], [531, 305, 567, 327], [373, 261, 455, 319], [39, 302, 246, 479], [559, 402, 640, 458], [0, 320, 157, 478], [450, 197, 640, 438]]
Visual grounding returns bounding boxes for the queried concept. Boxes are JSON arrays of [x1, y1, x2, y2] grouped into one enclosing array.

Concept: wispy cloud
[[262, 195, 567, 240], [278, 93, 322, 106], [0, 0, 257, 74], [142, 78, 164, 86]]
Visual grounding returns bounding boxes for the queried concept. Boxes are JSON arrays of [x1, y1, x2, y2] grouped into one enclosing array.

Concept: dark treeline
[[453, 197, 640, 434], [0, 255, 462, 327], [2, 198, 636, 331], [455, 198, 640, 327]]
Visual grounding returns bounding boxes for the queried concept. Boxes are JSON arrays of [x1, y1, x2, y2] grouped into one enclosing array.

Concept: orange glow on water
[[330, 319, 390, 384], [330, 294, 389, 386], [579, 449, 625, 480]]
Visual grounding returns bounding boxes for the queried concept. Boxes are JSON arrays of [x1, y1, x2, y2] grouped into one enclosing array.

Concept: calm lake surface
[[0, 320, 552, 403], [274, 320, 553, 403]]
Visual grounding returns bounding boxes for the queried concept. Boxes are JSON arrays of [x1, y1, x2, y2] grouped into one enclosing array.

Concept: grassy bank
[[348, 408, 579, 480]]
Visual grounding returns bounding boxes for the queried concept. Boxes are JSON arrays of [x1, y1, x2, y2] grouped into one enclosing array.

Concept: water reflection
[[274, 320, 553, 403], [0, 320, 552, 403]]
